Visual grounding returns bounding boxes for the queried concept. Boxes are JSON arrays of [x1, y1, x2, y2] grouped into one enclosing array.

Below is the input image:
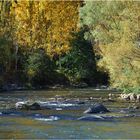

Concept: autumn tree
[[12, 0, 81, 56], [0, 0, 83, 87]]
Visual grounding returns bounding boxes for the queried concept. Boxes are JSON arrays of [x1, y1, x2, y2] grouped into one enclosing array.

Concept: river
[[0, 89, 140, 139]]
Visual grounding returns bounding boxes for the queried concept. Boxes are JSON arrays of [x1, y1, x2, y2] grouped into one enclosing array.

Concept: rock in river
[[84, 103, 110, 114], [15, 101, 41, 110]]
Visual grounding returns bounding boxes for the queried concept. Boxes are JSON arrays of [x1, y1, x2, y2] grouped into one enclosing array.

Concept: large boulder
[[15, 101, 41, 110], [84, 103, 110, 114]]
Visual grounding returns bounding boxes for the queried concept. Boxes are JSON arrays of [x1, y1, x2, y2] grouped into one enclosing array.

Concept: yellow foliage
[[9, 0, 81, 56]]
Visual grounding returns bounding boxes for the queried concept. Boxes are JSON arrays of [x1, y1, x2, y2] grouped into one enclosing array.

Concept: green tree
[[25, 49, 55, 87], [57, 28, 97, 85], [80, 1, 140, 92], [80, 1, 140, 93]]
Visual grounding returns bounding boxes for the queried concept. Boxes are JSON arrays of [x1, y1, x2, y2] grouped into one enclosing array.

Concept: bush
[[25, 49, 56, 86]]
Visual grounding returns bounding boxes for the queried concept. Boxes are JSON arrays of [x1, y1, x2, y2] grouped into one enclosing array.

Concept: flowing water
[[0, 89, 140, 139]]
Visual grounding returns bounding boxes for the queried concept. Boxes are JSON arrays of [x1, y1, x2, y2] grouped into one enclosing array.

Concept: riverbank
[[0, 83, 113, 92], [1, 83, 140, 104]]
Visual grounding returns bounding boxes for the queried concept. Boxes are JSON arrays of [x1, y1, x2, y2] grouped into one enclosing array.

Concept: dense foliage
[[57, 28, 97, 85], [80, 1, 140, 92], [0, 0, 97, 88], [0, 0, 139, 92]]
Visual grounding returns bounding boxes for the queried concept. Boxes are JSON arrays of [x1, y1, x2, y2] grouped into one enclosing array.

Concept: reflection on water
[[0, 89, 140, 139]]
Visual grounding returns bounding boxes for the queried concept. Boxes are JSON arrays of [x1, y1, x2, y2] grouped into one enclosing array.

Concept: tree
[[12, 0, 81, 56], [80, 1, 140, 92], [0, 0, 17, 84], [25, 49, 55, 86], [57, 27, 97, 85], [0, 0, 82, 86]]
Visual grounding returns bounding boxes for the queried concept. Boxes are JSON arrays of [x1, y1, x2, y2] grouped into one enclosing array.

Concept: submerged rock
[[84, 103, 110, 114], [71, 82, 88, 88], [128, 104, 140, 110], [120, 103, 140, 114], [78, 115, 105, 121], [77, 101, 85, 105], [133, 106, 139, 109], [78, 113, 138, 121], [103, 98, 116, 102]]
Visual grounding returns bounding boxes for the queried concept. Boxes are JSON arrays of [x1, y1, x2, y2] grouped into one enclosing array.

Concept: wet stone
[[84, 103, 110, 114]]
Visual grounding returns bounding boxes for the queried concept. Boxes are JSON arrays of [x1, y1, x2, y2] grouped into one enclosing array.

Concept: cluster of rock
[[109, 93, 140, 102], [12, 100, 140, 121], [15, 101, 41, 110], [119, 93, 140, 102], [15, 100, 110, 116], [15, 100, 85, 110]]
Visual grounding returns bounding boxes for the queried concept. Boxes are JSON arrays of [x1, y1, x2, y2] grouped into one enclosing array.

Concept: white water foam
[[38, 101, 75, 107], [35, 116, 59, 121]]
